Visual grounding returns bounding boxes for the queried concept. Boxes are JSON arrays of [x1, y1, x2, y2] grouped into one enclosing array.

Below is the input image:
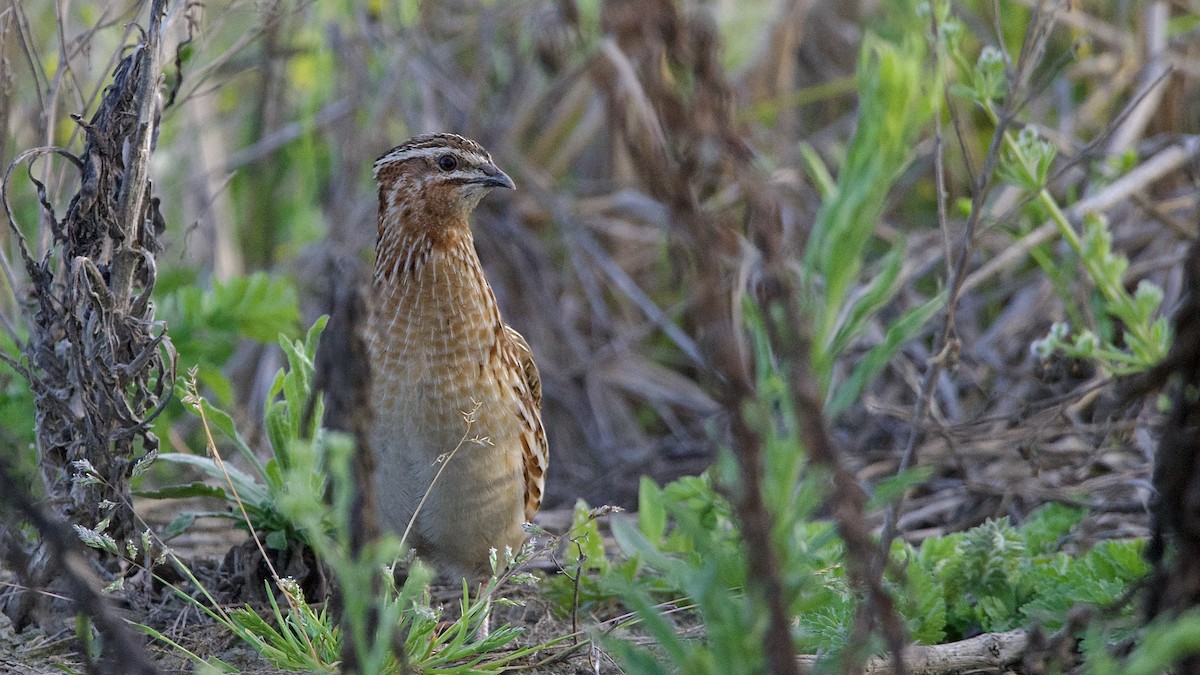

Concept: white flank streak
[[439, 257, 454, 386], [397, 256, 418, 359], [401, 244, 415, 276]]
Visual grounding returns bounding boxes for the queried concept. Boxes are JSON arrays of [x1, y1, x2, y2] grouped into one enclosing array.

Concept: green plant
[[560, 479, 1148, 670], [192, 510, 542, 674], [269, 407, 545, 673], [155, 271, 302, 406], [901, 503, 1147, 641], [800, 33, 944, 416], [140, 314, 324, 548], [953, 39, 1171, 375], [553, 341, 844, 670]]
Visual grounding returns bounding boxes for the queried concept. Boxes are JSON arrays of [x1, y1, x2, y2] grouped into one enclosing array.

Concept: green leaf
[[564, 500, 607, 571], [971, 45, 1006, 104], [903, 557, 946, 645], [1132, 281, 1164, 326], [162, 512, 198, 540], [829, 292, 943, 416], [868, 465, 934, 509], [157, 273, 302, 411], [264, 315, 328, 459], [998, 127, 1057, 191], [1088, 539, 1149, 581], [611, 515, 691, 588], [134, 482, 228, 500], [1018, 503, 1084, 554], [826, 246, 905, 361], [265, 530, 289, 550], [213, 273, 301, 343], [155, 453, 270, 506], [638, 477, 668, 545], [264, 404, 291, 470], [798, 142, 836, 199]]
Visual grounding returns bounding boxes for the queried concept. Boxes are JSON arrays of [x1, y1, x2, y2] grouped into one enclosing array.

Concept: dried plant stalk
[[1133, 237, 1200, 667], [0, 0, 175, 628], [593, 1, 801, 671]]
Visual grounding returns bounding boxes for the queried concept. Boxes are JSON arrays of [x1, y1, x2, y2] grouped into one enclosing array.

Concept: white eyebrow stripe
[[373, 147, 491, 176]]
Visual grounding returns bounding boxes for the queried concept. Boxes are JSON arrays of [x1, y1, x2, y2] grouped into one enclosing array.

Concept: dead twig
[[795, 629, 1028, 675], [0, 0, 175, 631], [0, 455, 158, 675]]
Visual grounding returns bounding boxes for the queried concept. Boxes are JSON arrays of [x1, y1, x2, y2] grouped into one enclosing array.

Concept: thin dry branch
[[590, 2, 803, 672], [961, 135, 1200, 296], [796, 629, 1028, 675]]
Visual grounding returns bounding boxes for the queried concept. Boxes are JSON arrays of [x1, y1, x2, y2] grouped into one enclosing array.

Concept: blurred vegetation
[[5, 0, 1194, 508], [3, 0, 1199, 671]]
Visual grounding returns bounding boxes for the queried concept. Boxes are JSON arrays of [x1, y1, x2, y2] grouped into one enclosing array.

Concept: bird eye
[[435, 154, 458, 171]]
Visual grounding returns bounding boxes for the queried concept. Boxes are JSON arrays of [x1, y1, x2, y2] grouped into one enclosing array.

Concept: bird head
[[373, 133, 515, 228]]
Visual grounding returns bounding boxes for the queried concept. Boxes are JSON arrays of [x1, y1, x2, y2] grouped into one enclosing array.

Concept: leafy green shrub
[[949, 20, 1172, 374], [155, 270, 301, 406], [140, 315, 324, 548], [800, 34, 943, 416], [559, 480, 1147, 668], [902, 503, 1147, 641]]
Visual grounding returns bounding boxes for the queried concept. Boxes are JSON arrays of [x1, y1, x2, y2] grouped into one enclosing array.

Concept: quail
[[367, 133, 547, 579]]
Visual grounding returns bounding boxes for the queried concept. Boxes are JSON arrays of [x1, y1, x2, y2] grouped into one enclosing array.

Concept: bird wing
[[505, 325, 547, 522], [505, 325, 541, 407]]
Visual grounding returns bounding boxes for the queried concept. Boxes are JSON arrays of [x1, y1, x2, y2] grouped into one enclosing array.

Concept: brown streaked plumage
[[367, 133, 547, 578]]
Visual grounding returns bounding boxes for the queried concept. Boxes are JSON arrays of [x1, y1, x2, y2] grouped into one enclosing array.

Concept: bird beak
[[476, 163, 516, 190]]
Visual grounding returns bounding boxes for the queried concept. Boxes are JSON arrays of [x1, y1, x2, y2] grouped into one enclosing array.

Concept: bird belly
[[372, 372, 528, 576], [369, 290, 528, 575]]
